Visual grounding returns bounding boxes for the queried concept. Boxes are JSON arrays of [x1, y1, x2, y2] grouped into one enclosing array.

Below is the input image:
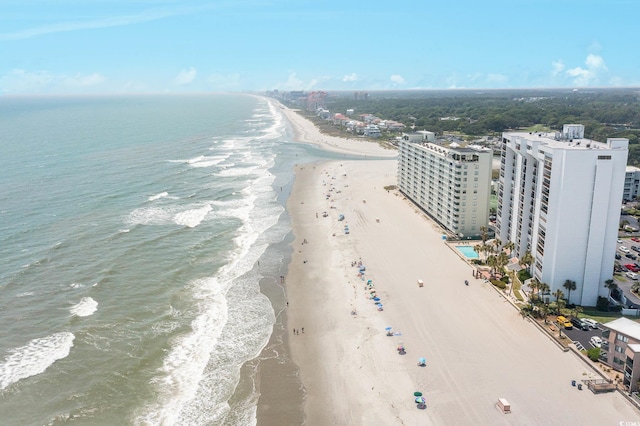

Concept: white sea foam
[[69, 282, 83, 289], [126, 207, 173, 226], [173, 204, 212, 228], [134, 154, 283, 424], [69, 297, 98, 317], [16, 291, 34, 298], [170, 155, 229, 168], [0, 332, 75, 390], [148, 191, 169, 201]]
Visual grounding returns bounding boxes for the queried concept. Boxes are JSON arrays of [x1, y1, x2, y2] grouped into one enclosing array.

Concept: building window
[[615, 345, 625, 353], [617, 335, 629, 343], [598, 155, 612, 160]]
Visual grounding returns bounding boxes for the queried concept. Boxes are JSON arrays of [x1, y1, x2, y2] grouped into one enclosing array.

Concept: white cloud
[[566, 54, 608, 86], [274, 72, 326, 91], [551, 60, 565, 76], [175, 67, 197, 85], [342, 73, 358, 82], [64, 72, 106, 87], [390, 74, 405, 84], [0, 69, 106, 93], [0, 9, 184, 41]]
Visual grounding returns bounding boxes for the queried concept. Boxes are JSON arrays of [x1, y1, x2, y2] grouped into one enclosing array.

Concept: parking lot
[[561, 324, 603, 350], [615, 237, 640, 307]]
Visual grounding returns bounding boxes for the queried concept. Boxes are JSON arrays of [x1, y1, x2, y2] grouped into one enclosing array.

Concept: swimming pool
[[456, 245, 479, 259]]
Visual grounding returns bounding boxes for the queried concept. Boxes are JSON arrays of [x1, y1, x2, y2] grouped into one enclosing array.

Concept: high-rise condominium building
[[398, 140, 492, 239], [497, 124, 629, 306]]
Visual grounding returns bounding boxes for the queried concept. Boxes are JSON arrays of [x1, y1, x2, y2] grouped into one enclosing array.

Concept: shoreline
[[258, 103, 639, 424]]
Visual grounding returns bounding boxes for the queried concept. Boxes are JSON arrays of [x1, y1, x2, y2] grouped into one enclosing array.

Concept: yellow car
[[556, 315, 573, 329]]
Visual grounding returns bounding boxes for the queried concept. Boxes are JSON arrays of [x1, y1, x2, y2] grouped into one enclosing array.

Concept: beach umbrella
[[415, 396, 425, 404], [385, 326, 392, 331], [417, 403, 427, 410], [413, 391, 422, 397], [373, 297, 380, 301], [418, 357, 426, 366]]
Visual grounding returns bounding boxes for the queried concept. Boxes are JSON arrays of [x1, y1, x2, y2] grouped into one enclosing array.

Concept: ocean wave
[[173, 204, 212, 228], [148, 191, 169, 201], [0, 332, 75, 390], [69, 297, 98, 317], [169, 155, 229, 168]]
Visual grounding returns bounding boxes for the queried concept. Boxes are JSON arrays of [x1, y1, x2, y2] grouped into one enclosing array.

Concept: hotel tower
[[496, 124, 628, 306], [398, 140, 492, 239]]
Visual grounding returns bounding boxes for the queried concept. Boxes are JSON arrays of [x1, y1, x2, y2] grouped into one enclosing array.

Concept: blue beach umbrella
[[385, 326, 392, 331]]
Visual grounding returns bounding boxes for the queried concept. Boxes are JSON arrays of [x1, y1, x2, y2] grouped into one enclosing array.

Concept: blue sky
[[1, 0, 638, 94]]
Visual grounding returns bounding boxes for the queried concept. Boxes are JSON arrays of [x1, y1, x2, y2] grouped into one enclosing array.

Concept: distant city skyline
[[2, 0, 639, 95]]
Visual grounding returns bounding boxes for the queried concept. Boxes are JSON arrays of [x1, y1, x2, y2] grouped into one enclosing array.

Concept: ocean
[[0, 94, 342, 425]]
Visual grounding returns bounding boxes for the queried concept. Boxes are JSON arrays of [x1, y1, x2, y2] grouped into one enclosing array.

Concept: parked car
[[632, 237, 640, 243], [582, 318, 600, 329], [627, 271, 638, 280], [590, 336, 603, 348], [556, 315, 573, 329], [620, 246, 630, 253], [632, 246, 640, 252], [571, 317, 590, 330], [626, 253, 638, 260], [616, 253, 622, 260]]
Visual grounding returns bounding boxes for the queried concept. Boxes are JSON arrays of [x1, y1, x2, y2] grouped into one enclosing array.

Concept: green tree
[[504, 241, 515, 258], [521, 251, 534, 270], [538, 282, 550, 300], [605, 279, 618, 300], [553, 289, 565, 303], [539, 304, 550, 323], [563, 280, 577, 304]]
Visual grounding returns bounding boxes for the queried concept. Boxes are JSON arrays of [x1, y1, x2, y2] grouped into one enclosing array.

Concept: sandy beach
[[278, 107, 640, 425]]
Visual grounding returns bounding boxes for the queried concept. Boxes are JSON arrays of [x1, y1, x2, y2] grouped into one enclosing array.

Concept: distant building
[[496, 124, 629, 306], [601, 318, 640, 392], [398, 140, 492, 238], [346, 109, 354, 115], [363, 125, 381, 138], [624, 166, 640, 201], [402, 131, 435, 143]]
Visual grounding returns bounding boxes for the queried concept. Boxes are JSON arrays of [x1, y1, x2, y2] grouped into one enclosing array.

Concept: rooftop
[[603, 317, 640, 341]]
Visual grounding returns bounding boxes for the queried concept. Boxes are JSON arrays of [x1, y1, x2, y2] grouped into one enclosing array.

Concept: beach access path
[[280, 106, 639, 425]]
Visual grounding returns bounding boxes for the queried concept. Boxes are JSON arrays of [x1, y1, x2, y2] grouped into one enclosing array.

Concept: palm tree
[[539, 304, 550, 323], [473, 244, 482, 260], [480, 226, 489, 244], [553, 288, 565, 303], [493, 238, 502, 254], [497, 252, 509, 276], [504, 241, 515, 258], [604, 279, 618, 300], [487, 255, 498, 276], [563, 279, 577, 304], [538, 282, 550, 301], [557, 298, 567, 314], [529, 278, 540, 304], [572, 305, 583, 319], [520, 251, 534, 270]]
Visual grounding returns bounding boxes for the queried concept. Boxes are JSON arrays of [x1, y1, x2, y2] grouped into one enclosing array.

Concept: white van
[[590, 336, 603, 348], [627, 272, 638, 280]]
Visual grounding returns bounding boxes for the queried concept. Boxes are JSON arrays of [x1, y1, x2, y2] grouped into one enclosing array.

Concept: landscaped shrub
[[587, 347, 600, 361], [518, 269, 531, 281], [596, 296, 609, 311], [500, 275, 510, 283], [491, 280, 506, 289]]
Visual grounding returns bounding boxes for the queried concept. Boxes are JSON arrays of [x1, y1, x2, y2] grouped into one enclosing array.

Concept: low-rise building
[[601, 317, 640, 392], [624, 166, 640, 201]]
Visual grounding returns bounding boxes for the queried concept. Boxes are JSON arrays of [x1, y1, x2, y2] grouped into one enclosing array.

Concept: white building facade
[[398, 140, 492, 238], [624, 166, 640, 201], [496, 124, 629, 306]]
